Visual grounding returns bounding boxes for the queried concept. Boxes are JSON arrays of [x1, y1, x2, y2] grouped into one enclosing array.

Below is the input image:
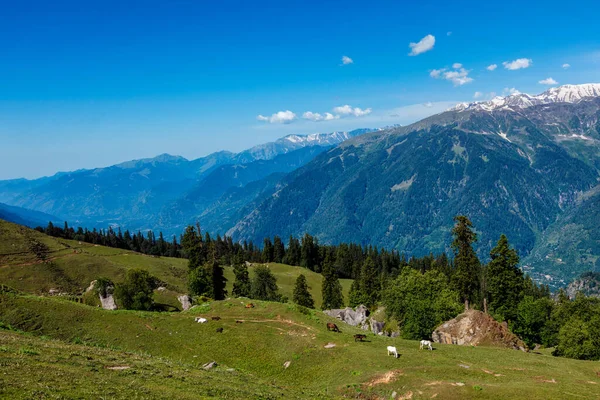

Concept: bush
[[251, 265, 284, 302], [114, 269, 157, 311]]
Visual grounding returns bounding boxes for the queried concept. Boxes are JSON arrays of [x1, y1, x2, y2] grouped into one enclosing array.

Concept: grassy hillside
[[0, 219, 350, 309], [1, 291, 599, 399]]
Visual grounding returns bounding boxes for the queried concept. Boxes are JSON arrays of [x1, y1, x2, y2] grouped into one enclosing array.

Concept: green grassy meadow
[[2, 219, 600, 399]]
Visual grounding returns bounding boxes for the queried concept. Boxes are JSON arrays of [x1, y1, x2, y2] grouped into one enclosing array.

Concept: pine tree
[[486, 234, 523, 321], [262, 238, 274, 262], [450, 215, 482, 310], [211, 258, 227, 300], [251, 265, 282, 301], [321, 259, 344, 310], [292, 274, 315, 308], [232, 256, 251, 297], [359, 256, 381, 309], [348, 278, 363, 308], [284, 235, 301, 266], [273, 236, 285, 263]]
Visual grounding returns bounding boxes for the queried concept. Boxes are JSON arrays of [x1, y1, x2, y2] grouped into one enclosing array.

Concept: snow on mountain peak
[[449, 83, 600, 112]]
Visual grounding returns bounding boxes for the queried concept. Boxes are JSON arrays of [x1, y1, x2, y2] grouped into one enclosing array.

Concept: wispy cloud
[[257, 110, 297, 124], [408, 34, 435, 56], [562, 63, 571, 69], [473, 91, 483, 99], [341, 55, 354, 65], [302, 111, 339, 122], [539, 77, 558, 85], [503, 88, 521, 96], [333, 105, 372, 117], [486, 64, 497, 71], [503, 58, 532, 70], [430, 64, 473, 86], [423, 102, 433, 108]]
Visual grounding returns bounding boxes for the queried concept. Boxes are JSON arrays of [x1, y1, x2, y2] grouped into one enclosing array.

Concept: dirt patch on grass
[[106, 365, 131, 370], [533, 376, 556, 383], [365, 370, 403, 387]]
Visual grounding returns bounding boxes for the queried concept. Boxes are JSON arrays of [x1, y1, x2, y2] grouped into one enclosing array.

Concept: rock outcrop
[[178, 295, 193, 311], [324, 305, 369, 327], [432, 309, 527, 351], [87, 280, 117, 310]]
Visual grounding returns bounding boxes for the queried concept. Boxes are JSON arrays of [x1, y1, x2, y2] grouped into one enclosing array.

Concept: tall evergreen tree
[[486, 234, 523, 321], [262, 238, 274, 262], [292, 274, 315, 308], [359, 256, 381, 309], [232, 257, 251, 297], [450, 215, 482, 310], [285, 235, 301, 266], [321, 259, 344, 310], [301, 233, 319, 271], [273, 236, 285, 263], [211, 258, 227, 300], [251, 265, 282, 301]]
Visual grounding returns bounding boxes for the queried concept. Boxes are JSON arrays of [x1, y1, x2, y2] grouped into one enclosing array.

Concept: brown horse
[[326, 322, 340, 332], [216, 327, 223, 333], [211, 316, 221, 321], [245, 303, 255, 309], [353, 334, 367, 342]]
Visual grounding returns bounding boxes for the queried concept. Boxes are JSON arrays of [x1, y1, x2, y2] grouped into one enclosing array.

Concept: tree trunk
[[483, 298, 488, 314], [464, 299, 469, 311]]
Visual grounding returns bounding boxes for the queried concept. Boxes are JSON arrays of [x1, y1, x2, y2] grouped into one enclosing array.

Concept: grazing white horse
[[420, 340, 433, 350], [387, 346, 399, 358], [195, 317, 207, 323]]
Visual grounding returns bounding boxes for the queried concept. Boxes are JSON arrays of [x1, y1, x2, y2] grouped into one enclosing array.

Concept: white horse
[[420, 340, 433, 350], [387, 346, 399, 358], [195, 317, 207, 324]]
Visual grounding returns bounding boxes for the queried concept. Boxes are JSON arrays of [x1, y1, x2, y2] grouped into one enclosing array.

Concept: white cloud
[[503, 88, 521, 96], [473, 91, 483, 99], [341, 55, 353, 65], [257, 110, 297, 124], [430, 65, 473, 86], [503, 58, 532, 70], [562, 63, 571, 69], [486, 64, 497, 71], [332, 105, 372, 117], [302, 111, 340, 121], [408, 34, 435, 56], [539, 77, 558, 85], [423, 102, 433, 108]]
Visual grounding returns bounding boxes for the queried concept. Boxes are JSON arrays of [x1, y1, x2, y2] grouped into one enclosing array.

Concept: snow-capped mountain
[[450, 83, 600, 112], [232, 128, 371, 163]]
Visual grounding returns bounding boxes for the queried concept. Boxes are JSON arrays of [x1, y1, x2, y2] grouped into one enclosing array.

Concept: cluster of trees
[[38, 222, 183, 258]]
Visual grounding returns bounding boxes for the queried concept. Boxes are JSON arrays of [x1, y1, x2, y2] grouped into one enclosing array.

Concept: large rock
[[323, 305, 369, 327], [432, 309, 527, 351], [178, 295, 193, 311], [88, 280, 117, 310]]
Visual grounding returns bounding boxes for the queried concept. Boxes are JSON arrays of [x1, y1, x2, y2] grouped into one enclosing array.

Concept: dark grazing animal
[[216, 327, 223, 333], [326, 322, 340, 332], [235, 320, 243, 324], [354, 334, 367, 342], [211, 316, 221, 321]]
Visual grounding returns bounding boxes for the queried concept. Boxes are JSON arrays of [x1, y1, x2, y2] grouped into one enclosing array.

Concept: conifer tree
[[292, 274, 315, 308], [450, 215, 482, 310], [251, 265, 281, 301], [232, 256, 251, 297], [211, 257, 227, 300], [284, 235, 301, 266], [262, 237, 274, 262], [486, 234, 523, 321], [273, 236, 285, 263], [321, 257, 344, 310]]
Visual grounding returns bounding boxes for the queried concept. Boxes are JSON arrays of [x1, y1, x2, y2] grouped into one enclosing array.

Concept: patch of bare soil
[[365, 369, 404, 387]]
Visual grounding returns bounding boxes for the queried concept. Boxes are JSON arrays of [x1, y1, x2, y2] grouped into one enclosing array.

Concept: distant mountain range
[[2, 84, 600, 287], [0, 129, 370, 236]]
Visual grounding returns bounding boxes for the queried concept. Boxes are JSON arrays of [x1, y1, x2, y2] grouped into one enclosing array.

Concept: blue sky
[[1, 0, 599, 179]]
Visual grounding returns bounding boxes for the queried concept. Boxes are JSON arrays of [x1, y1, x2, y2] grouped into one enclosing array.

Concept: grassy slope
[[1, 293, 600, 400], [0, 219, 350, 309]]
